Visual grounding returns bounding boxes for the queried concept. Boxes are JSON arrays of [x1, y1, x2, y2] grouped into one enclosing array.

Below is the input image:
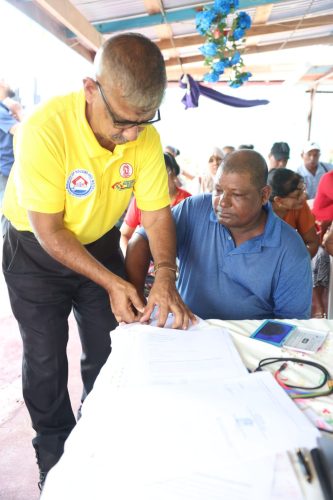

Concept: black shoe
[[33, 435, 65, 467], [33, 434, 69, 492], [35, 448, 48, 492], [38, 471, 47, 492]]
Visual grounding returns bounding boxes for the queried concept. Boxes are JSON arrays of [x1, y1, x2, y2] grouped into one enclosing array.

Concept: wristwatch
[[154, 262, 179, 280]]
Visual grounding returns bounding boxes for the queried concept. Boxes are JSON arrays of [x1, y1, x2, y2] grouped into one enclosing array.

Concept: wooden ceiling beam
[[165, 64, 288, 81], [244, 35, 333, 54], [248, 14, 333, 36], [157, 34, 204, 51], [165, 61, 329, 84], [252, 4, 273, 24], [145, 0, 185, 76], [31, 0, 104, 51], [157, 14, 333, 52], [164, 34, 333, 68], [165, 54, 203, 67], [312, 67, 333, 85], [6, 0, 95, 61], [6, 0, 333, 84], [90, 0, 285, 34], [143, 0, 162, 14]]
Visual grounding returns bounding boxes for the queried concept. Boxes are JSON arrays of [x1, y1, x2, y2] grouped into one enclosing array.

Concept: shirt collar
[[260, 202, 281, 248], [0, 101, 9, 112], [298, 163, 323, 177]]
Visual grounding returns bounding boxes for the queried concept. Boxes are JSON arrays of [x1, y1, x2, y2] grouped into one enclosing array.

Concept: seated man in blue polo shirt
[[125, 149, 312, 320]]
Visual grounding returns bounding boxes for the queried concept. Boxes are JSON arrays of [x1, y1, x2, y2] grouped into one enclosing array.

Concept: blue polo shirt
[[297, 163, 333, 199], [0, 101, 17, 176], [138, 194, 312, 320]]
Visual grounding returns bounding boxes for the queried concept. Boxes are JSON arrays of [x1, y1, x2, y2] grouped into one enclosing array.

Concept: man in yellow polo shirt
[[2, 33, 194, 490]]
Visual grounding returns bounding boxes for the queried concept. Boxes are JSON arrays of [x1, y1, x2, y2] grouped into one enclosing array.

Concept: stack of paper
[[42, 324, 319, 500]]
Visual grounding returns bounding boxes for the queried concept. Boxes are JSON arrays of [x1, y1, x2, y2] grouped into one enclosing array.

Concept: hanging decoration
[[179, 74, 269, 110], [196, 0, 252, 87]]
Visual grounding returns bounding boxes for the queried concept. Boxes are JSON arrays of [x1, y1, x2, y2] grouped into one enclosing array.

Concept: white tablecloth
[[41, 318, 333, 500]]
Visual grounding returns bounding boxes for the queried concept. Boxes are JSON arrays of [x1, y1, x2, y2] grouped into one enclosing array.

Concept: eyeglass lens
[[95, 80, 160, 129]]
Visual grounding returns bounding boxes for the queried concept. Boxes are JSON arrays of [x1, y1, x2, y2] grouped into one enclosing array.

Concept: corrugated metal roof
[[5, 0, 333, 86], [269, 0, 333, 21], [74, 0, 147, 23]]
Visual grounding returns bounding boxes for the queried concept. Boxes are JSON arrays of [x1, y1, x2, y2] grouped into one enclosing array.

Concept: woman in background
[[268, 168, 319, 257], [179, 146, 224, 194], [268, 168, 321, 316], [199, 146, 224, 193]]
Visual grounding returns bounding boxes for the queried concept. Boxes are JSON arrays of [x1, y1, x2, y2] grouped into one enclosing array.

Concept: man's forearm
[[125, 234, 151, 295], [142, 207, 177, 267], [127, 207, 195, 329]]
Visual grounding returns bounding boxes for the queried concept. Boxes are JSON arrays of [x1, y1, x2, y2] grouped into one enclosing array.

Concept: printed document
[[42, 323, 318, 500]]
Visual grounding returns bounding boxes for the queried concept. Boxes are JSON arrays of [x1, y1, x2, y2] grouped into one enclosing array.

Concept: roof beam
[[311, 66, 333, 86], [31, 0, 104, 51], [166, 59, 333, 84], [252, 4, 273, 24], [143, 0, 185, 75], [244, 34, 333, 54], [143, 0, 163, 14], [248, 14, 333, 36], [164, 33, 333, 68], [165, 63, 290, 82], [88, 0, 284, 35], [6, 0, 95, 61], [156, 14, 333, 51]]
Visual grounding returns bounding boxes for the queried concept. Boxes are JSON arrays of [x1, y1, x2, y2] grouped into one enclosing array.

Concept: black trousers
[[2, 223, 125, 471]]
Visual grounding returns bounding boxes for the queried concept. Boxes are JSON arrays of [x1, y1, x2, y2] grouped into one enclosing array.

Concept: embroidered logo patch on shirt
[[119, 163, 133, 178], [112, 180, 135, 191], [66, 170, 95, 197]]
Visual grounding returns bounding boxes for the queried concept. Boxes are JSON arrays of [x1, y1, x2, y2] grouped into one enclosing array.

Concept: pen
[[296, 448, 312, 483]]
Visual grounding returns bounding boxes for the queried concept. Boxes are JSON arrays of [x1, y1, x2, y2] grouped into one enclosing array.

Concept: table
[[41, 318, 333, 500]]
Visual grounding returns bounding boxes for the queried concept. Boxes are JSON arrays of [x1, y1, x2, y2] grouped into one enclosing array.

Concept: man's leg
[[73, 226, 126, 402], [2, 224, 77, 485], [73, 278, 117, 401]]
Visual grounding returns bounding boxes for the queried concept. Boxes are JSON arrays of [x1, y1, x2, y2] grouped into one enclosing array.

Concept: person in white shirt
[[296, 141, 333, 200]]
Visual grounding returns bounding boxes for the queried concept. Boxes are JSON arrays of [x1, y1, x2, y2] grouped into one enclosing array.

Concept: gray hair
[[218, 149, 268, 189], [94, 33, 166, 111]]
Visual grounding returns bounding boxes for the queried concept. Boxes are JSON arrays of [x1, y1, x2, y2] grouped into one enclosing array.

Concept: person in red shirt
[[313, 170, 333, 223], [311, 170, 333, 316], [313, 171, 333, 255], [120, 152, 191, 254]]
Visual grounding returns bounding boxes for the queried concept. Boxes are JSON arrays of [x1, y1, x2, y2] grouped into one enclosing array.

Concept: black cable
[[254, 357, 331, 391]]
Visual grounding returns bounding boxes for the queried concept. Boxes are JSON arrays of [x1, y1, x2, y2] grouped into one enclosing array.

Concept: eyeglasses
[[94, 80, 161, 129]]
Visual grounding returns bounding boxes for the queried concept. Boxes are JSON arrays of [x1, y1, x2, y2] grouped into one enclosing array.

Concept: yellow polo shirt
[[3, 90, 169, 244]]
